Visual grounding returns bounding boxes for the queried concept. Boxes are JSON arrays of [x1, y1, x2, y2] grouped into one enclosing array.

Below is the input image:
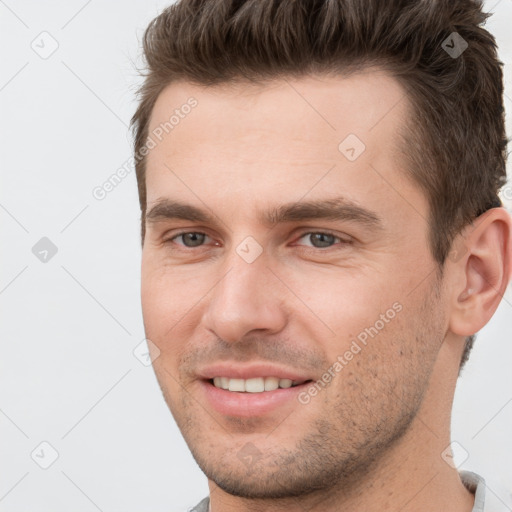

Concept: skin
[[140, 70, 511, 512]]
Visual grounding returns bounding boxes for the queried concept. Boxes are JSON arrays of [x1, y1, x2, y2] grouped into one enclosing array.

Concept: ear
[[448, 207, 512, 337]]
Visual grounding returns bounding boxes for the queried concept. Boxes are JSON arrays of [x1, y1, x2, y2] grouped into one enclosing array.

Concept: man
[[131, 0, 511, 510]]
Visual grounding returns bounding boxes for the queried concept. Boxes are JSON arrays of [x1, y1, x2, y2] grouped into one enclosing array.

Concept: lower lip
[[200, 380, 310, 417]]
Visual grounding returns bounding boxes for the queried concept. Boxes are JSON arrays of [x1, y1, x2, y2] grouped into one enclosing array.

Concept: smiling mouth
[[210, 376, 312, 393]]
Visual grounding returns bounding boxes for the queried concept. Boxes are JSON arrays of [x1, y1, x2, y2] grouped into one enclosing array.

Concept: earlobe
[[449, 207, 512, 337]]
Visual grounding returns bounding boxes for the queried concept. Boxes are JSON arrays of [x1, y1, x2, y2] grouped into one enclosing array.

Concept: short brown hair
[[131, 0, 508, 368]]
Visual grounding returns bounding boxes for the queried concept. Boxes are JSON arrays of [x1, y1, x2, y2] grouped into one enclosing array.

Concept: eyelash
[[164, 230, 352, 252]]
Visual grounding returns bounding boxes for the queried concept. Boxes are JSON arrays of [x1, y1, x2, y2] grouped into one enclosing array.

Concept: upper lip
[[197, 362, 313, 382]]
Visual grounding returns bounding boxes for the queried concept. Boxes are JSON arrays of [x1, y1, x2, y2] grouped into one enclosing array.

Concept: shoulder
[[188, 496, 210, 512], [460, 470, 512, 512]]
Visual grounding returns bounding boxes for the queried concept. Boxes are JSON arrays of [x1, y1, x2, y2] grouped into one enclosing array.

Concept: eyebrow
[[146, 196, 383, 231]]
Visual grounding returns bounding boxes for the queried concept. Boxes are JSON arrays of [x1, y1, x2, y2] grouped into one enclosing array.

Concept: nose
[[201, 251, 287, 343]]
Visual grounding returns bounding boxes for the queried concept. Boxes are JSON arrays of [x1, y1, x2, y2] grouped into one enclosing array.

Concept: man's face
[[141, 71, 449, 498]]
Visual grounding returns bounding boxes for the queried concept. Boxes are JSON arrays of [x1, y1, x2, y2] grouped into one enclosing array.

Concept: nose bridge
[[203, 244, 286, 341], [224, 256, 263, 300]]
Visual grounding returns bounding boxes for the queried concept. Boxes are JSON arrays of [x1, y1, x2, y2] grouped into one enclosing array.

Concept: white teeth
[[212, 376, 303, 392], [228, 378, 245, 392], [264, 376, 279, 391], [214, 377, 230, 390], [245, 378, 265, 393], [279, 378, 293, 388]]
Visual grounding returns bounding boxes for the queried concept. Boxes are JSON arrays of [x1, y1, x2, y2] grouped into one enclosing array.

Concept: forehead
[[148, 70, 409, 149], [144, 71, 424, 227]]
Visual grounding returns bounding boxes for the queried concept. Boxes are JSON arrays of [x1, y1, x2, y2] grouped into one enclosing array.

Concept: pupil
[[184, 233, 204, 247], [311, 233, 334, 248]]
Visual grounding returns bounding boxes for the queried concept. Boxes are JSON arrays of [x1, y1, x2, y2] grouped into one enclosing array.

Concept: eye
[[164, 230, 351, 251], [168, 231, 213, 248], [295, 231, 350, 249]]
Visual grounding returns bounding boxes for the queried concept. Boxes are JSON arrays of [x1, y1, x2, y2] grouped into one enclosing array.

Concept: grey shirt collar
[[192, 471, 490, 512]]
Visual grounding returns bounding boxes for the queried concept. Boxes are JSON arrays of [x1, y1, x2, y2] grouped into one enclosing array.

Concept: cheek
[[141, 275, 175, 336], [288, 270, 403, 336], [140, 262, 219, 370], [141, 260, 204, 329], [141, 269, 191, 403], [141, 264, 185, 364]]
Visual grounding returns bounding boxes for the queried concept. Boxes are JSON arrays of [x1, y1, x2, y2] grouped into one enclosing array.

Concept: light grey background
[[1, 1, 511, 510]]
